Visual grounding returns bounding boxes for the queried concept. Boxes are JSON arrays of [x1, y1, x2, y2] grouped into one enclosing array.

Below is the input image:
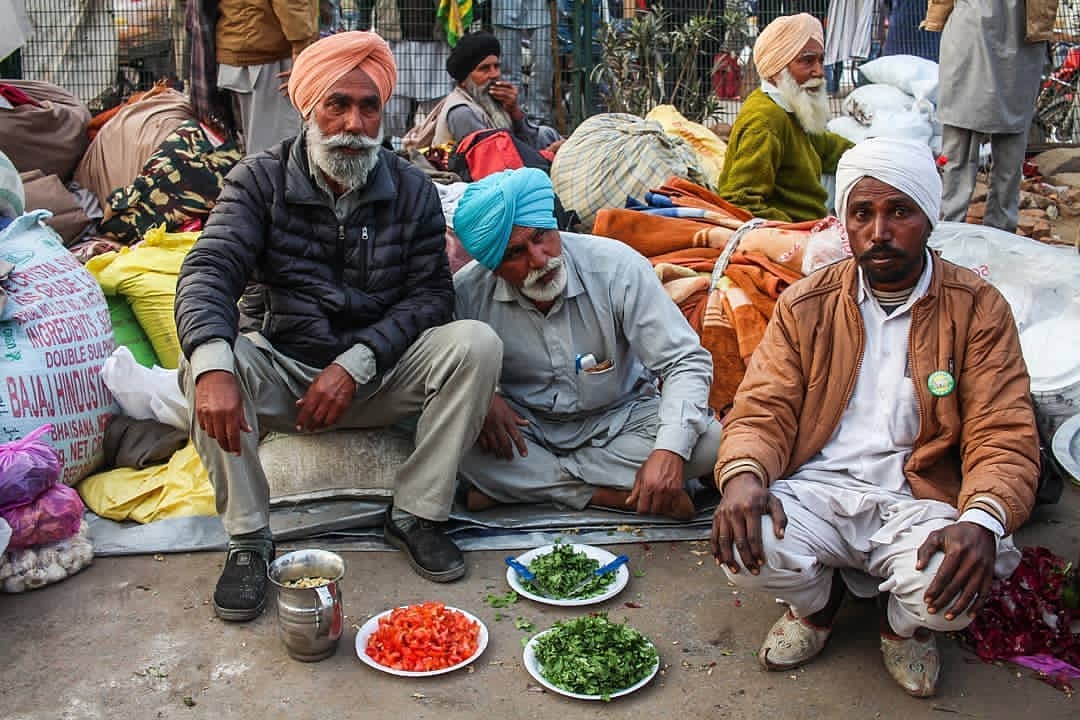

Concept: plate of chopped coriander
[[506, 543, 630, 606], [523, 613, 660, 701]]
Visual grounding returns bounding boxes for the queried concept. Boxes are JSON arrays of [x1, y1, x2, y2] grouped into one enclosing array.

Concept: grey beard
[[462, 78, 513, 129], [306, 121, 383, 190], [519, 256, 567, 303], [776, 69, 830, 135]]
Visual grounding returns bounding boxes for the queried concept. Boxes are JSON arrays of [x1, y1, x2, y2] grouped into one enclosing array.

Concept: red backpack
[[449, 128, 552, 183]]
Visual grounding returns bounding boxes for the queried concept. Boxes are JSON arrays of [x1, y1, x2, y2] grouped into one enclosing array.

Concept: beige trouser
[[179, 321, 502, 535]]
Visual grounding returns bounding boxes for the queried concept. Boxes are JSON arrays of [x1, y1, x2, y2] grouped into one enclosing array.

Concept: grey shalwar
[[937, 1, 1048, 232], [180, 322, 501, 535], [453, 232, 720, 509]]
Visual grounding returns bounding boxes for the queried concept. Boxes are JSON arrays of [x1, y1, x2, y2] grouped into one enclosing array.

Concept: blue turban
[[454, 168, 558, 270]]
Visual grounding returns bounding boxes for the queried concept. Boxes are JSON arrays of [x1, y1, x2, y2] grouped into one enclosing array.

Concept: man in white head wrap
[[716, 13, 854, 222], [710, 137, 1038, 697]]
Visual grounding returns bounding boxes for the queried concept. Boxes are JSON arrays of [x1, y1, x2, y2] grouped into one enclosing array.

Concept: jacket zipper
[[335, 224, 345, 285], [360, 226, 368, 289]]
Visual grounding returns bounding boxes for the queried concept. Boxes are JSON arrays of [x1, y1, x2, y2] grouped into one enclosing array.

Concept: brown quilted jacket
[[715, 254, 1039, 534]]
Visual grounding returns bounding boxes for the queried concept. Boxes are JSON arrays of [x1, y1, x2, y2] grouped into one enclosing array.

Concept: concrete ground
[[2, 488, 1078, 720]]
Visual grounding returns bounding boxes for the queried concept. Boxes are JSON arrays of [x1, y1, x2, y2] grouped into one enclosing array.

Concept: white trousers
[[724, 476, 1020, 637]]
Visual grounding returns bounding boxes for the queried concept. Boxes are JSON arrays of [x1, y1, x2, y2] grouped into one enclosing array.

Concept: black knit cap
[[446, 32, 501, 83]]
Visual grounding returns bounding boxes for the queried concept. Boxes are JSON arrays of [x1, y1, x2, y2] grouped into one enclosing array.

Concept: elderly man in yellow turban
[[175, 31, 503, 622], [717, 13, 854, 222]]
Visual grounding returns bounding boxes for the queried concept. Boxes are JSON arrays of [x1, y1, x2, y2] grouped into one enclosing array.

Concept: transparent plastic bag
[[0, 424, 61, 509], [0, 521, 93, 593], [0, 482, 85, 549]]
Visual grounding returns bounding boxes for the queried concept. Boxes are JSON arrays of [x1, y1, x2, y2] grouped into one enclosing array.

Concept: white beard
[[463, 78, 513, 130], [306, 120, 384, 190], [776, 68, 830, 135], [519, 255, 568, 303]]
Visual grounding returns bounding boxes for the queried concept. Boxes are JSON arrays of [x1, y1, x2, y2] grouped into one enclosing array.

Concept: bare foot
[[589, 487, 697, 521], [466, 487, 500, 512]]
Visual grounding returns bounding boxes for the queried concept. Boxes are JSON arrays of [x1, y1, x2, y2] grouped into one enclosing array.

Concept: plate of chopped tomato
[[355, 601, 488, 677]]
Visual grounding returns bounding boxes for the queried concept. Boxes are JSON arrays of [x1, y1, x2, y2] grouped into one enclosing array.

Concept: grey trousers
[[179, 321, 502, 535], [459, 398, 723, 510], [219, 59, 301, 156], [940, 125, 1028, 233]]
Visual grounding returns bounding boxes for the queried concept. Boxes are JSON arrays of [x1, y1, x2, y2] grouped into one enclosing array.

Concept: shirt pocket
[[889, 376, 920, 448], [577, 361, 620, 411]]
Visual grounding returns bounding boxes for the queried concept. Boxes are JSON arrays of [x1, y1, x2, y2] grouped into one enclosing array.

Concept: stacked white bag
[[826, 55, 942, 152]]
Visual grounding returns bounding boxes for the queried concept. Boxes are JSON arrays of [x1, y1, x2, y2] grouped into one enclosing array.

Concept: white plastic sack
[[867, 110, 934, 145], [827, 116, 873, 144], [100, 346, 188, 430], [842, 84, 915, 126], [0, 211, 117, 484], [0, 516, 10, 556], [0, 520, 93, 593], [858, 55, 939, 104], [928, 221, 1080, 333]]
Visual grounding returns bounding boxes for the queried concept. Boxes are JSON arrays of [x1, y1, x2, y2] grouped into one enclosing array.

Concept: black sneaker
[[382, 507, 465, 583], [212, 543, 274, 622]]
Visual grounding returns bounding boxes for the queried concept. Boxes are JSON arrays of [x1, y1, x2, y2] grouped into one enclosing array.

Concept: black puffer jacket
[[175, 136, 453, 372]]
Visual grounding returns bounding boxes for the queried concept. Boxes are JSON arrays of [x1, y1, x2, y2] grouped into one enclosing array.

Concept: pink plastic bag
[[0, 483, 84, 549], [0, 425, 61, 509]]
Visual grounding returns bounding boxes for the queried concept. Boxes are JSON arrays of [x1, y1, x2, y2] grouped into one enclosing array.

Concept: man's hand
[[194, 370, 250, 455], [916, 521, 996, 621], [711, 472, 786, 575], [295, 363, 357, 432], [626, 449, 685, 517], [543, 138, 566, 156], [476, 394, 529, 460], [487, 81, 523, 119]]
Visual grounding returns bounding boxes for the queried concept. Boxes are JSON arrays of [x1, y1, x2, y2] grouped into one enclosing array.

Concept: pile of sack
[[0, 425, 94, 593], [826, 55, 943, 153]]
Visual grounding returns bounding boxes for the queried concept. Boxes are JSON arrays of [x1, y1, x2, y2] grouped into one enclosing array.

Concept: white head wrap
[[835, 138, 941, 227]]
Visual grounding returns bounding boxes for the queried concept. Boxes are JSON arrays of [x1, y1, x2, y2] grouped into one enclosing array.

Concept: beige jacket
[[715, 255, 1039, 534], [216, 0, 318, 67]]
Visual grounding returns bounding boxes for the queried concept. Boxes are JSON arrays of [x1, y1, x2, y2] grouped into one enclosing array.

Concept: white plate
[[506, 543, 630, 607], [523, 628, 660, 700], [354, 605, 488, 677]]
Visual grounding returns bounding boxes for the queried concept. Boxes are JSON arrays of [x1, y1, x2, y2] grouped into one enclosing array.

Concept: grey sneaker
[[382, 507, 465, 583]]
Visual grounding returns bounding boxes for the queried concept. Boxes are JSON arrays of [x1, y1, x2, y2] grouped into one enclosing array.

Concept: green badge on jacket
[[927, 370, 955, 397]]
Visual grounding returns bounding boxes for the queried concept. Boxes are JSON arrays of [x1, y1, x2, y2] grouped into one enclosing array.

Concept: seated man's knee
[[444, 320, 503, 370], [888, 552, 974, 634]]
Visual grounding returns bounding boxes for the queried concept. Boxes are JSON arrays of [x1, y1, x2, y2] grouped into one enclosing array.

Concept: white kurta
[[725, 255, 1021, 636], [938, 0, 1048, 134]]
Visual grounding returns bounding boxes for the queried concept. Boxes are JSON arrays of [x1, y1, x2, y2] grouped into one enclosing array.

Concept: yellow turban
[[752, 13, 824, 81], [288, 31, 398, 119]]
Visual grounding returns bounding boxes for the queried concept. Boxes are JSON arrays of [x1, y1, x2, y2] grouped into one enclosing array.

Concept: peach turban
[[288, 31, 398, 119], [752, 13, 824, 81]]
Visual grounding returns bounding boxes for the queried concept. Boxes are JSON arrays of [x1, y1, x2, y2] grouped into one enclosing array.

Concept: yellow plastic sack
[[77, 443, 216, 523], [86, 225, 198, 369], [646, 105, 727, 191]]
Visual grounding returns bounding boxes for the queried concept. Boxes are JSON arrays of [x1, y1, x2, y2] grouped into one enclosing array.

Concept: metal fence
[[1, 1, 1073, 141]]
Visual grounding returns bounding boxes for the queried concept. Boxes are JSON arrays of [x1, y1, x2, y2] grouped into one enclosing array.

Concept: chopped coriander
[[514, 617, 535, 632], [533, 614, 658, 700], [632, 569, 647, 578], [484, 590, 519, 608], [527, 544, 616, 599]]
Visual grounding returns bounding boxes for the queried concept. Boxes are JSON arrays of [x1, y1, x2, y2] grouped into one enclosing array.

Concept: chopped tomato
[[365, 601, 480, 672]]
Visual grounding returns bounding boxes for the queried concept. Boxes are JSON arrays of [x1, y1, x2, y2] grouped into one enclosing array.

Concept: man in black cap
[[430, 32, 562, 151]]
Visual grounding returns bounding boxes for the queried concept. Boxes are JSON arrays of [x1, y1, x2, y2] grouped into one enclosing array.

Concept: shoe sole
[[383, 529, 466, 583], [213, 597, 266, 622]]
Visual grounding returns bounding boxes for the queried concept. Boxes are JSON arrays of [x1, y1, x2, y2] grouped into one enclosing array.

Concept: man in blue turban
[[453, 168, 722, 519]]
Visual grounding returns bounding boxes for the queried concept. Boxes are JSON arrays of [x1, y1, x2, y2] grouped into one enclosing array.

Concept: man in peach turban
[[176, 31, 503, 621], [717, 13, 854, 223]]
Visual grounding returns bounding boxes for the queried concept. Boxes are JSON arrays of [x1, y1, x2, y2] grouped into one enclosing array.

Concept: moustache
[[801, 78, 825, 91], [859, 247, 905, 261], [322, 133, 381, 151]]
